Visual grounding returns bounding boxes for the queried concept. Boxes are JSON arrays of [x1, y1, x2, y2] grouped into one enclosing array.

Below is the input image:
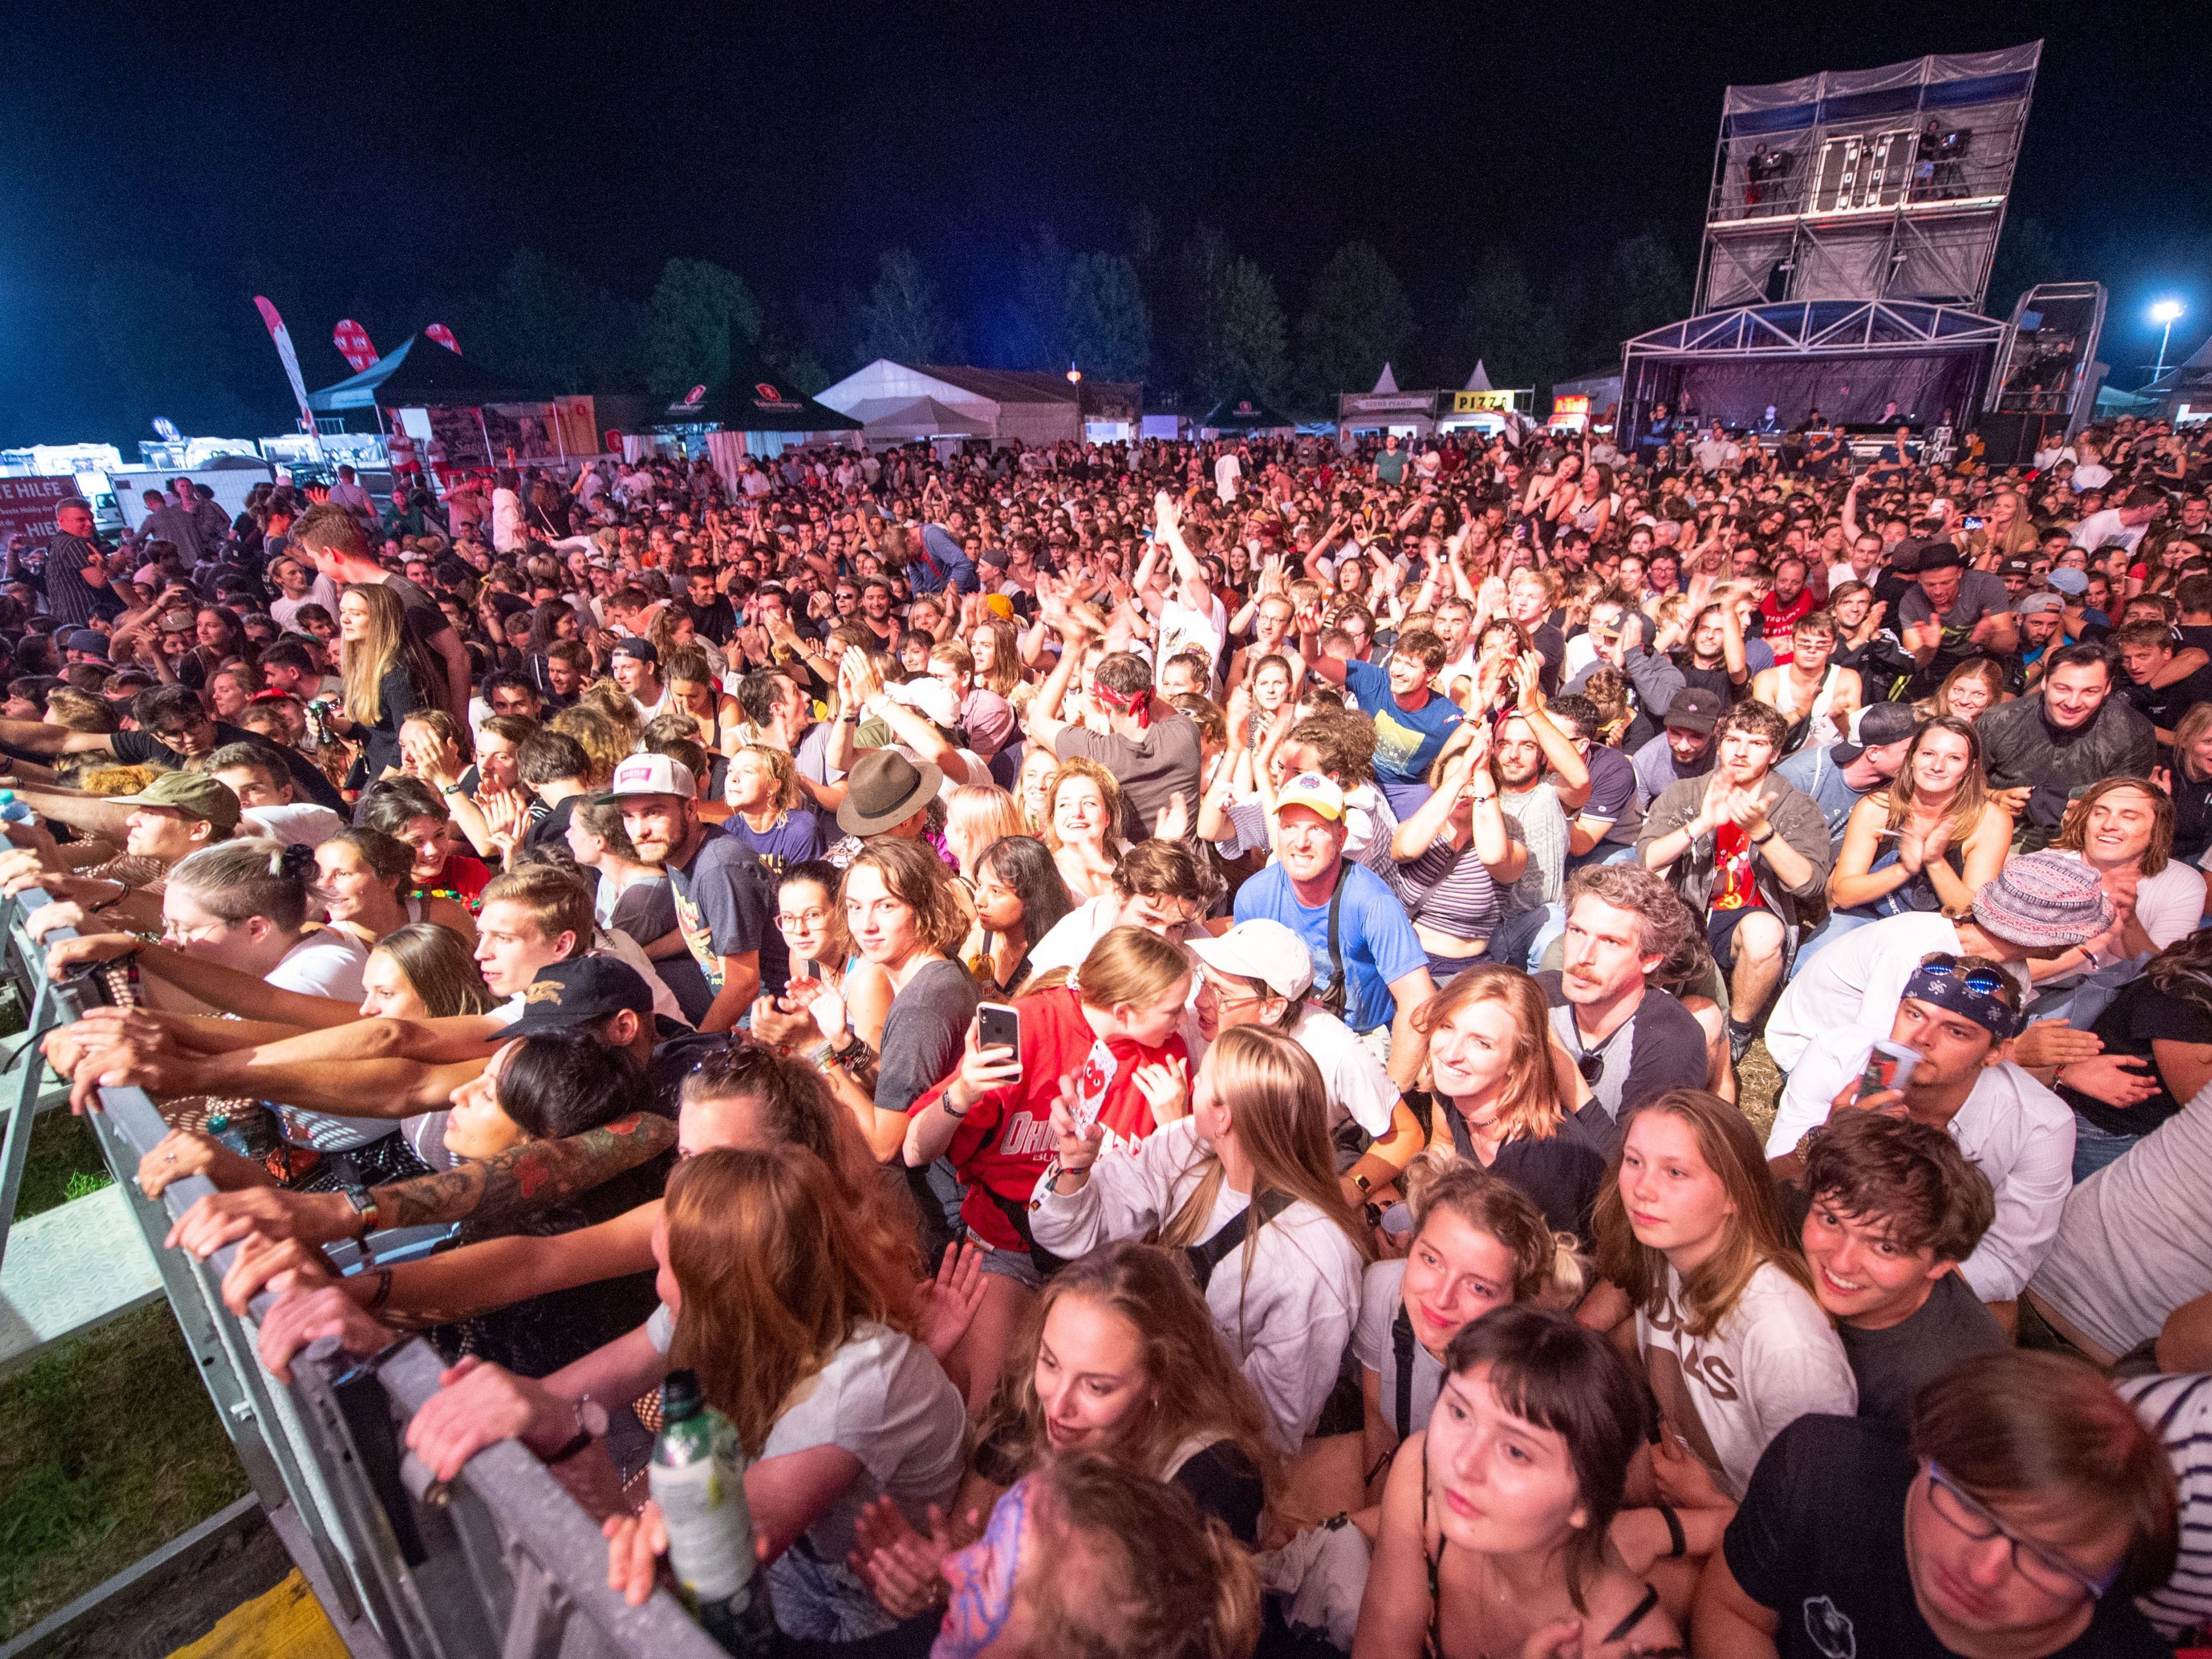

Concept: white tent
[[1466, 361, 1495, 391], [843, 396, 990, 443], [1372, 364, 1400, 394]]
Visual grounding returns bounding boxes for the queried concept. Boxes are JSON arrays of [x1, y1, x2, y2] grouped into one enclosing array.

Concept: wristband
[[365, 1268, 395, 1311], [1751, 828, 1776, 845], [1658, 1502, 1687, 1559]]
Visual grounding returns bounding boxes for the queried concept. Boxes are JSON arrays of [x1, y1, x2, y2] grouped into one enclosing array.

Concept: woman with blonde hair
[[1413, 964, 1609, 1242], [547, 705, 632, 790], [907, 925, 1193, 1411], [1594, 1089, 1853, 1498], [594, 1147, 966, 1641], [1044, 756, 1127, 901], [323, 581, 438, 783], [2158, 699, 2212, 861], [1823, 714, 2011, 952], [849, 1242, 1280, 1629], [943, 783, 1028, 884], [1030, 1023, 1370, 1455]]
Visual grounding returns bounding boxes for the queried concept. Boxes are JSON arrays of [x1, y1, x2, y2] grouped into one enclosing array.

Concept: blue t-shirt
[[668, 824, 786, 996], [1232, 860, 1426, 1034], [725, 807, 825, 876], [1345, 659, 1463, 788]]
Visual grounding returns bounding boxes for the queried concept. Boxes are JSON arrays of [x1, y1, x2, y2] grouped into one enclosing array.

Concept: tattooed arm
[[377, 1113, 675, 1231], [164, 1115, 675, 1260]]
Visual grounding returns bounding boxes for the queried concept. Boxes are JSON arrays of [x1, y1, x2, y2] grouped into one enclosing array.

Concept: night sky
[[4, 1, 2208, 443]]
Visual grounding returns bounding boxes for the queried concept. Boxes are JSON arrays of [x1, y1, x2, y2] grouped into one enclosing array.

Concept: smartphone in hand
[[977, 1002, 1022, 1072]]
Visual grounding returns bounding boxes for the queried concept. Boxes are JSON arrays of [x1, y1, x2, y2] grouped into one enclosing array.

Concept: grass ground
[[2, 1111, 248, 1643]]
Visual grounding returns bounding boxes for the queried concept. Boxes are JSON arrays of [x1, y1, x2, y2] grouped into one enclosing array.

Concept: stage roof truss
[[1623, 301, 2008, 363]]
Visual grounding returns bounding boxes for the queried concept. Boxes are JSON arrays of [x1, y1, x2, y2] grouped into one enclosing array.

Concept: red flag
[[253, 297, 316, 435], [333, 319, 380, 372], [426, 323, 461, 355]]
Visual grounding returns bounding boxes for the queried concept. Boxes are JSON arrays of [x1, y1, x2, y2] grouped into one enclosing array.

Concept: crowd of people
[[6, 411, 2212, 1657]]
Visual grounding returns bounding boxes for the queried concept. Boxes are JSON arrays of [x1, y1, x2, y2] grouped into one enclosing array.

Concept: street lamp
[[2152, 299, 2185, 382], [1067, 362, 1083, 439]]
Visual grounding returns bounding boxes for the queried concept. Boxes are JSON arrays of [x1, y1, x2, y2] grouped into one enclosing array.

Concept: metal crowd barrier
[[0, 888, 724, 1659]]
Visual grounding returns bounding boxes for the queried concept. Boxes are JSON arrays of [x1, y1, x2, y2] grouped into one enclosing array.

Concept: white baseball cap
[[1186, 919, 1314, 1001], [603, 753, 697, 801]]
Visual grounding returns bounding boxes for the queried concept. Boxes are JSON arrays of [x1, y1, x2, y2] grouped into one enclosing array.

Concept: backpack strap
[[1185, 1189, 1296, 1293], [1392, 1302, 1417, 1441]]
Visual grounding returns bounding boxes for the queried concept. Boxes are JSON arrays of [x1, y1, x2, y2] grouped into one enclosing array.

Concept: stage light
[[2153, 300, 2186, 380]]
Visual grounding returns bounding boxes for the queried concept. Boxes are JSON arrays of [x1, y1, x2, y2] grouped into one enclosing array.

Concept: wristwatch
[[545, 1394, 610, 1465], [335, 1183, 378, 1239]]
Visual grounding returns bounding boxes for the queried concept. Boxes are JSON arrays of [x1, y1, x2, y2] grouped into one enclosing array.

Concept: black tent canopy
[[307, 334, 543, 413], [660, 324, 857, 431], [1199, 391, 1296, 431]]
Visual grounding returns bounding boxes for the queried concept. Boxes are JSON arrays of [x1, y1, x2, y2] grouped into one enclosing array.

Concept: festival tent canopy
[[1199, 391, 1297, 431], [307, 334, 544, 413], [660, 326, 859, 431]]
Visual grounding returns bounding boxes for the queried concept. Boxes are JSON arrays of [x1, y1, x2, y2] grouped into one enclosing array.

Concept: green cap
[[110, 771, 243, 833]]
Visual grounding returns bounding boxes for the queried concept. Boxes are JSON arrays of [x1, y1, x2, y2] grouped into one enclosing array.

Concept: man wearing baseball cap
[[1777, 700, 1919, 850], [1228, 772, 1436, 1089], [0, 770, 241, 935], [1631, 686, 1724, 805], [609, 637, 668, 719], [1765, 850, 2116, 1074], [607, 753, 779, 1032], [1185, 918, 1422, 1200], [1768, 950, 2070, 1302], [2014, 589, 2067, 686]]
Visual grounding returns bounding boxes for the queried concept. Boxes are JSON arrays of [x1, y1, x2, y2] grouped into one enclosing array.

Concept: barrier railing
[[1, 888, 725, 1659]]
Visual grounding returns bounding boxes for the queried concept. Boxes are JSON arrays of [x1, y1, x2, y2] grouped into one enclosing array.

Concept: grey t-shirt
[[1353, 1259, 1443, 1441], [1837, 1270, 2007, 1437], [874, 957, 979, 1118], [1055, 714, 1204, 843]]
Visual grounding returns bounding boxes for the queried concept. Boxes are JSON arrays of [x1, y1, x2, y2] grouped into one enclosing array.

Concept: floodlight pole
[[2155, 316, 2179, 382]]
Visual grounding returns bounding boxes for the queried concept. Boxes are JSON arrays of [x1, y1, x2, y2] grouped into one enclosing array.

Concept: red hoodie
[[917, 986, 1188, 1252]]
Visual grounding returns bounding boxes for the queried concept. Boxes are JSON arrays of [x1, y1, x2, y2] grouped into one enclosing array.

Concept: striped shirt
[[2116, 1372, 2212, 1643]]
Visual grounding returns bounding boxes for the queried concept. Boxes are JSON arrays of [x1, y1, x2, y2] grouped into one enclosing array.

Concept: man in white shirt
[[1770, 956, 2072, 1302], [490, 470, 525, 553], [1214, 447, 1243, 503], [2073, 484, 2164, 555], [1764, 851, 2113, 1072]]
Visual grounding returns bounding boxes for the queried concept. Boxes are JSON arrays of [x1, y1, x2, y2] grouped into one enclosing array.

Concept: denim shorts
[[977, 1242, 1045, 1293]]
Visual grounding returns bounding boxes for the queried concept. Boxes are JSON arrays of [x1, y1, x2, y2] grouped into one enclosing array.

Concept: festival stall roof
[[659, 327, 859, 431], [307, 333, 544, 413], [840, 397, 989, 442], [2143, 332, 2212, 416], [815, 360, 1141, 446], [1199, 391, 1296, 432], [1616, 298, 2007, 449]]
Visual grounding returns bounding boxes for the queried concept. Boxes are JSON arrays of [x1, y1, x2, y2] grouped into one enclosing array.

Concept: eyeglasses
[[1923, 1463, 2122, 1602], [1916, 953, 2012, 999], [777, 908, 831, 930]]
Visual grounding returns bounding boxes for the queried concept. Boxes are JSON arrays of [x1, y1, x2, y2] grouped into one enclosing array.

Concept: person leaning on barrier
[[0, 769, 241, 935]]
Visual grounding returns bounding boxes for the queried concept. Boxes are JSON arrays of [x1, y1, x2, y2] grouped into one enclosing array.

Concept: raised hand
[[1131, 1056, 1190, 1125]]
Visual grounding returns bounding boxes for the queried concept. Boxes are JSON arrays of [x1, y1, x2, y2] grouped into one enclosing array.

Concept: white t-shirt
[[2073, 507, 2146, 554], [270, 931, 383, 1150], [1635, 1259, 1857, 1500], [1771, 1025, 2074, 1301], [1158, 597, 1228, 680], [241, 802, 346, 848], [1288, 1004, 1399, 1138], [1762, 911, 1967, 1073], [2030, 1075, 2212, 1360], [2071, 461, 2113, 492], [1215, 453, 1243, 503]]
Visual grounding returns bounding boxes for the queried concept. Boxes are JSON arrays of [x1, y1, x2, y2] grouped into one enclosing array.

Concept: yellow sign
[[1452, 391, 1515, 412]]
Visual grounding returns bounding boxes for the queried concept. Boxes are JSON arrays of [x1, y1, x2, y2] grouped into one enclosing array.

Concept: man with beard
[[1630, 686, 1725, 806], [1638, 700, 1831, 1064], [1533, 865, 1712, 1153], [609, 753, 778, 1033]]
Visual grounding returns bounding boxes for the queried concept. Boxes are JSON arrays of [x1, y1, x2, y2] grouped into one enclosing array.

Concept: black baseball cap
[[506, 957, 655, 1036], [1664, 686, 1724, 735], [1832, 701, 1919, 764]]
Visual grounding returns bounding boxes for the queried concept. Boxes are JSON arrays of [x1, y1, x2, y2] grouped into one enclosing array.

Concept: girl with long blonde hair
[[1029, 1024, 1370, 1455], [326, 581, 437, 781], [1412, 964, 1608, 1243], [1593, 1090, 1853, 1498]]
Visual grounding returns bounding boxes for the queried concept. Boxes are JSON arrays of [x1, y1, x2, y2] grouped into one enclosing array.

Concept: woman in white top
[[2036, 776, 2209, 986], [1594, 1089, 1855, 1500], [1029, 1024, 1371, 1455]]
